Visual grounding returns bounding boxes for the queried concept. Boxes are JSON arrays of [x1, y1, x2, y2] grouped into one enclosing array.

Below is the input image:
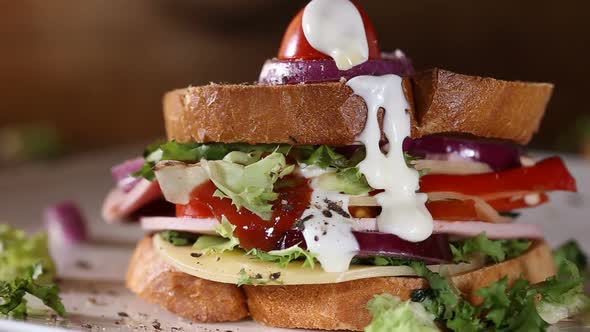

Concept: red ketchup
[[176, 175, 312, 251], [278, 0, 381, 60]]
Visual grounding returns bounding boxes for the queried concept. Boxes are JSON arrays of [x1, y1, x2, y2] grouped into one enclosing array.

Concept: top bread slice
[[163, 68, 553, 145]]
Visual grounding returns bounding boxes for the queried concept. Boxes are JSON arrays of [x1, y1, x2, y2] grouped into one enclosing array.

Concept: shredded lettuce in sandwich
[[0, 225, 66, 319], [203, 152, 294, 220], [192, 216, 240, 254], [364, 241, 589, 332], [450, 233, 531, 264], [246, 245, 317, 269]]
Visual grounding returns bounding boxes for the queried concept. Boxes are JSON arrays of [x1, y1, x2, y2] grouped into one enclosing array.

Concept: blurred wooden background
[[1, 0, 589, 155]]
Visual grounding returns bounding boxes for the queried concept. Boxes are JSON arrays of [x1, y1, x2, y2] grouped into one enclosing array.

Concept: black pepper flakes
[[322, 210, 333, 218], [314, 235, 319, 241], [325, 199, 351, 218], [117, 311, 129, 317], [254, 273, 263, 279], [81, 324, 93, 329], [190, 252, 203, 258], [75, 260, 92, 270], [152, 319, 162, 330], [295, 214, 313, 229], [269, 272, 281, 280]]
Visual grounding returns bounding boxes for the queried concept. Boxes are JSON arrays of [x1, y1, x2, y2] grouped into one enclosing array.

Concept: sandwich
[[102, 0, 586, 330]]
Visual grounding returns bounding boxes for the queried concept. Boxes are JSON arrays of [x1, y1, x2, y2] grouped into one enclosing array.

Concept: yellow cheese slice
[[154, 234, 483, 285]]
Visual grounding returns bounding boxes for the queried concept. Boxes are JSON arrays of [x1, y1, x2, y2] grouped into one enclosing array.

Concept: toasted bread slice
[[163, 69, 553, 145], [126, 237, 249, 322], [127, 237, 555, 331]]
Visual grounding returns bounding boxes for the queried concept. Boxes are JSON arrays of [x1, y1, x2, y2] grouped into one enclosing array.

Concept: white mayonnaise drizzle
[[524, 193, 541, 206], [301, 188, 359, 272], [347, 75, 434, 242], [302, 0, 368, 70]]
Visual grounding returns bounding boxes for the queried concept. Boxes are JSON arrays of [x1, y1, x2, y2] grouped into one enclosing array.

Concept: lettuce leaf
[[134, 141, 290, 180], [554, 240, 587, 272], [0, 225, 55, 285], [450, 233, 531, 263], [192, 217, 240, 254], [315, 167, 372, 195], [0, 225, 65, 319], [246, 245, 317, 268], [204, 152, 294, 220], [365, 293, 438, 332], [0, 263, 66, 319], [406, 257, 590, 331], [535, 260, 590, 324], [160, 230, 199, 246], [297, 145, 350, 169]]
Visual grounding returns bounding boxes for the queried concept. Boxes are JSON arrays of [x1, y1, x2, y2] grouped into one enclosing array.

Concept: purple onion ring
[[276, 229, 451, 264], [258, 51, 414, 85], [403, 135, 523, 171]]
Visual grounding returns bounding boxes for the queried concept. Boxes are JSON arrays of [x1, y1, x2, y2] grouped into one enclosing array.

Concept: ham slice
[[140, 216, 219, 235], [432, 220, 543, 239], [136, 214, 543, 241], [101, 179, 163, 223], [351, 218, 542, 239]]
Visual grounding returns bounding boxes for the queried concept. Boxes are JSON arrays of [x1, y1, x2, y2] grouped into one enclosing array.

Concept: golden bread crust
[[126, 237, 249, 322], [127, 238, 555, 330], [163, 69, 553, 145]]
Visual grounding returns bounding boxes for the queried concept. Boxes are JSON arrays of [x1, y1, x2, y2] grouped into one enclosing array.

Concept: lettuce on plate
[[0, 224, 55, 284], [365, 293, 439, 332], [0, 224, 65, 319]]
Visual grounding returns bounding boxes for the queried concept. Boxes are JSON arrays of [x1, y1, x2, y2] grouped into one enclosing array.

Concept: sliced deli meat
[[101, 179, 163, 223], [432, 220, 544, 239], [140, 216, 219, 236]]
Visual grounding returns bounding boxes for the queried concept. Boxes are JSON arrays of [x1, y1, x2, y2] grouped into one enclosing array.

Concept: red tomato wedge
[[177, 176, 312, 251], [487, 193, 549, 212], [420, 157, 577, 198], [278, 1, 380, 60], [426, 200, 479, 221]]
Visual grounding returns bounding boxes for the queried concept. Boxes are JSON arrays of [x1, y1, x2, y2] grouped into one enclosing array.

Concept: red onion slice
[[276, 228, 451, 264], [403, 135, 523, 171], [353, 231, 452, 264], [44, 201, 88, 246], [140, 216, 219, 235], [259, 52, 414, 85], [111, 157, 144, 192]]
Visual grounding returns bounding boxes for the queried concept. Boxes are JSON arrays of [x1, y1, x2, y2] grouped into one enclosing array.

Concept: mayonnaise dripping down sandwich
[[102, 1, 583, 330]]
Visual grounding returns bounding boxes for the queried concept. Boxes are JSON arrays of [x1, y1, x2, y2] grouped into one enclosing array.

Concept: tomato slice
[[420, 157, 577, 198], [426, 200, 479, 221], [177, 176, 312, 251], [487, 193, 549, 212], [278, 1, 380, 60], [176, 200, 214, 219]]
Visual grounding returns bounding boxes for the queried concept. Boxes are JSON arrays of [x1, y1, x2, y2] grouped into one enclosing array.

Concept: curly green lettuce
[[0, 224, 56, 284], [450, 233, 531, 264], [192, 217, 240, 254], [246, 245, 317, 269], [203, 152, 294, 220], [365, 293, 438, 332], [0, 225, 65, 319]]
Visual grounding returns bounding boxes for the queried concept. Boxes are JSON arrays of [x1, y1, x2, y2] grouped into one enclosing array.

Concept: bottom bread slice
[[126, 237, 555, 331]]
